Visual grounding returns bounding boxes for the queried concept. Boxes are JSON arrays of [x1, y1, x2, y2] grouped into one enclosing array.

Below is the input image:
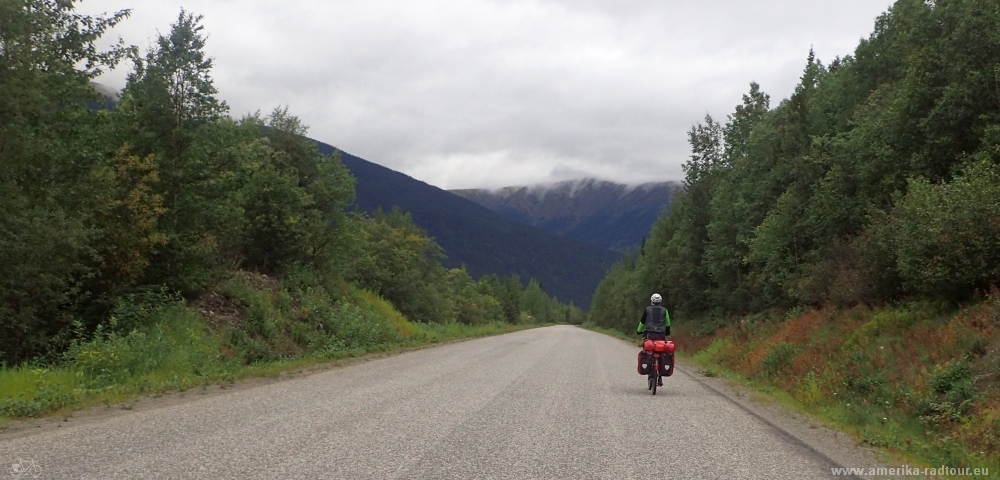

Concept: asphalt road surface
[[0, 325, 865, 479]]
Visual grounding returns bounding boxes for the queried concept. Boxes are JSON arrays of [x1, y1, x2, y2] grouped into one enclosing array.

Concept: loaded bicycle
[[637, 337, 675, 395]]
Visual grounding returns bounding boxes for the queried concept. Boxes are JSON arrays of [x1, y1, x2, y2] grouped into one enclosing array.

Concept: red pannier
[[637, 352, 651, 375], [643, 339, 676, 354], [641, 340, 676, 377], [660, 353, 674, 376]]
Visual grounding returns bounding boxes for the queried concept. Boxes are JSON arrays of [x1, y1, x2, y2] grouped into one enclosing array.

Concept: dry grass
[[677, 296, 1000, 471]]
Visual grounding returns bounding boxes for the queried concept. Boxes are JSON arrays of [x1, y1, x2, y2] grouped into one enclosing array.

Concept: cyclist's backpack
[[637, 351, 651, 375]]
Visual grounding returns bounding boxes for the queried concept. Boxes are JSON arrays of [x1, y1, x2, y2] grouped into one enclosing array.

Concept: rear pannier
[[637, 351, 651, 375], [659, 355, 673, 376]]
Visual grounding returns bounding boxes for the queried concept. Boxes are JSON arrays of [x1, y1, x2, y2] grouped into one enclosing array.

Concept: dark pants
[[644, 327, 670, 340]]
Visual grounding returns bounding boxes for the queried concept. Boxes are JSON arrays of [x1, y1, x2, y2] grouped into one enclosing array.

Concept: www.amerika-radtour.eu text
[[831, 466, 989, 477]]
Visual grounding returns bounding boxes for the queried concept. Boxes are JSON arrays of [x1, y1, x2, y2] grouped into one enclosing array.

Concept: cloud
[[79, 0, 896, 189]]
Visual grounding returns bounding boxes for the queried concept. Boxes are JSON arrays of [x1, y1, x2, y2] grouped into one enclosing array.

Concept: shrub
[[759, 342, 800, 377], [917, 360, 975, 426], [845, 372, 888, 399], [107, 286, 184, 333], [930, 360, 972, 394], [67, 306, 221, 387], [880, 160, 1000, 299]]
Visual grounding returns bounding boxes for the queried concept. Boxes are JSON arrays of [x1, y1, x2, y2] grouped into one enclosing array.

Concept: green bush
[[930, 360, 972, 394], [219, 275, 406, 363], [915, 360, 975, 426], [882, 161, 1000, 299], [845, 372, 889, 399], [107, 286, 184, 333], [67, 306, 223, 388], [759, 342, 800, 377]]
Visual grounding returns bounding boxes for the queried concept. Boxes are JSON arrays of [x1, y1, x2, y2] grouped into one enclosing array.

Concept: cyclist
[[637, 293, 670, 339], [637, 293, 671, 385]]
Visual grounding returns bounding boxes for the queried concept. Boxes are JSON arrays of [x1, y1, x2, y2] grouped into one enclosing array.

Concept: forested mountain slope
[[451, 179, 676, 252], [314, 142, 620, 309]]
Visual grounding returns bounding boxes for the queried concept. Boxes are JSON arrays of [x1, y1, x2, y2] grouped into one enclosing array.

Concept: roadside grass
[[0, 274, 543, 428], [664, 297, 1000, 473]]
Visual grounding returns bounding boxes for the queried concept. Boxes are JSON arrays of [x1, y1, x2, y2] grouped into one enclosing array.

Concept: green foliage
[[251, 108, 357, 276], [0, 1, 578, 369], [588, 251, 644, 333], [0, 0, 132, 364], [116, 11, 233, 293], [929, 360, 973, 396], [591, 0, 1000, 333], [675, 298, 1000, 471], [0, 367, 80, 419], [520, 279, 553, 322], [238, 151, 311, 272], [215, 274, 405, 363], [872, 160, 1000, 299], [91, 147, 168, 291], [915, 359, 976, 427], [758, 342, 800, 378], [346, 209, 452, 323], [105, 286, 184, 333], [448, 268, 503, 325], [67, 306, 222, 388], [0, 276, 539, 422]]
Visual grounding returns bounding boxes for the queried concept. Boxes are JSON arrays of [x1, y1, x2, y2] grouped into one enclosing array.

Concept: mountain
[[81, 85, 617, 308], [312, 142, 621, 309], [450, 179, 677, 252], [90, 82, 120, 102], [88, 82, 119, 110]]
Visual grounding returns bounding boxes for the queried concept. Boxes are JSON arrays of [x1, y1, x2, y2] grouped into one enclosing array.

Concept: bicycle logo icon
[[9, 456, 41, 479]]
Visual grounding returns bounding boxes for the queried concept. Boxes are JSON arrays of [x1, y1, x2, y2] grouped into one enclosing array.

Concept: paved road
[[0, 326, 852, 479]]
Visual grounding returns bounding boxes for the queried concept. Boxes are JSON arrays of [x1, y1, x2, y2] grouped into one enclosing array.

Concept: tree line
[[0, 1, 581, 365], [590, 0, 1000, 332]]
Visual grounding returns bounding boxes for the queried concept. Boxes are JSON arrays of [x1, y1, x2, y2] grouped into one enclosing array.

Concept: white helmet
[[650, 293, 662, 305]]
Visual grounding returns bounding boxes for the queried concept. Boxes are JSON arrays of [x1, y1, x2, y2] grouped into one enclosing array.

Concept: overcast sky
[[79, 0, 896, 190]]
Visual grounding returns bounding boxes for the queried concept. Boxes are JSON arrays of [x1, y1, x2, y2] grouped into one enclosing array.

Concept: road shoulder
[[677, 362, 896, 479]]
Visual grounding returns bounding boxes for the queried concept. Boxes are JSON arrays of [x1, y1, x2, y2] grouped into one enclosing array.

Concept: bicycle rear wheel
[[651, 359, 659, 395]]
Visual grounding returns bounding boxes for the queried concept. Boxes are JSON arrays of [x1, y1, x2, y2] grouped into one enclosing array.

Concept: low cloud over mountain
[[451, 179, 678, 252]]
